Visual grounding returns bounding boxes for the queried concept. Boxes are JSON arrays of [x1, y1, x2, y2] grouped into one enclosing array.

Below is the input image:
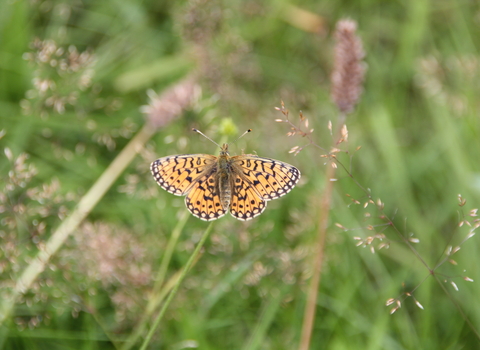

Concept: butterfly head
[[220, 143, 230, 156], [193, 128, 251, 155]]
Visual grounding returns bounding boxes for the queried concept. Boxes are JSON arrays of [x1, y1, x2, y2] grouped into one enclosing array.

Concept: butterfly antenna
[[232, 129, 252, 144], [192, 128, 221, 148]]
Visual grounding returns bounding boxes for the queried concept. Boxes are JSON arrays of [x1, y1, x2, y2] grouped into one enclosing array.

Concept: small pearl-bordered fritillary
[[151, 129, 300, 221]]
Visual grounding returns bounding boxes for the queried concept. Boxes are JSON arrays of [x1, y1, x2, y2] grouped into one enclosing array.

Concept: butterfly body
[[151, 142, 300, 221], [216, 144, 234, 211]]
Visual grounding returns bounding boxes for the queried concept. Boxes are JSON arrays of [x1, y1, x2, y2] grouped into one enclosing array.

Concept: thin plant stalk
[[0, 124, 156, 325], [298, 116, 344, 350], [122, 210, 190, 350], [299, 19, 364, 348], [121, 269, 185, 349], [139, 222, 214, 350], [153, 210, 191, 294], [242, 288, 286, 350]]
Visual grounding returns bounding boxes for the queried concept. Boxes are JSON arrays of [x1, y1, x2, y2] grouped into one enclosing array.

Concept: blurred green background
[[1, 0, 480, 349]]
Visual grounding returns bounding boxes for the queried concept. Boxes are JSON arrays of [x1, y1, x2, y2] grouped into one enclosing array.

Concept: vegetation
[[1, 0, 480, 349]]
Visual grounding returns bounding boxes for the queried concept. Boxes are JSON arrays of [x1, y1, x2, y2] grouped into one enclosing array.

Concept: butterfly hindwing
[[185, 169, 227, 221], [229, 175, 267, 221]]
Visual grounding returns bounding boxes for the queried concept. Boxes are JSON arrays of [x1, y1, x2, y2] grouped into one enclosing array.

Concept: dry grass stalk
[[299, 18, 365, 350], [280, 5, 326, 35], [0, 78, 197, 326]]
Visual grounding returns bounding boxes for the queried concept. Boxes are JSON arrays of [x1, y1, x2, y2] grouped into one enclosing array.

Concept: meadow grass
[[1, 0, 480, 349]]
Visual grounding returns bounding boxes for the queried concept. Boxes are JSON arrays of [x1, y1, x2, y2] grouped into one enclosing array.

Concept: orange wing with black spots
[[151, 154, 228, 221], [151, 148, 301, 221], [229, 176, 267, 221], [151, 154, 216, 195], [232, 155, 301, 200], [185, 170, 227, 221]]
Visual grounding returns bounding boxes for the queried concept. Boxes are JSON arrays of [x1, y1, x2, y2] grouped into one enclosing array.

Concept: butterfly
[[150, 129, 301, 221]]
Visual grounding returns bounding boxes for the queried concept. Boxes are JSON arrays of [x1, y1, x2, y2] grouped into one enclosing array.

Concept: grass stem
[[298, 115, 345, 350], [0, 124, 156, 325], [139, 222, 214, 350], [122, 210, 190, 350]]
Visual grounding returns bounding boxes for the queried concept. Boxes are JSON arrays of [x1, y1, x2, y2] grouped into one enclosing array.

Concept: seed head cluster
[[21, 38, 95, 117], [331, 19, 366, 114], [141, 78, 199, 130]]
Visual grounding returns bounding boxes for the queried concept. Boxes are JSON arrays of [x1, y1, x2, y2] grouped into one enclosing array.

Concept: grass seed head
[[331, 19, 366, 114]]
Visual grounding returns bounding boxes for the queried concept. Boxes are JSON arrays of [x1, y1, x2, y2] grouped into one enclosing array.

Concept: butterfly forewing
[[233, 156, 301, 201], [151, 154, 217, 195]]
